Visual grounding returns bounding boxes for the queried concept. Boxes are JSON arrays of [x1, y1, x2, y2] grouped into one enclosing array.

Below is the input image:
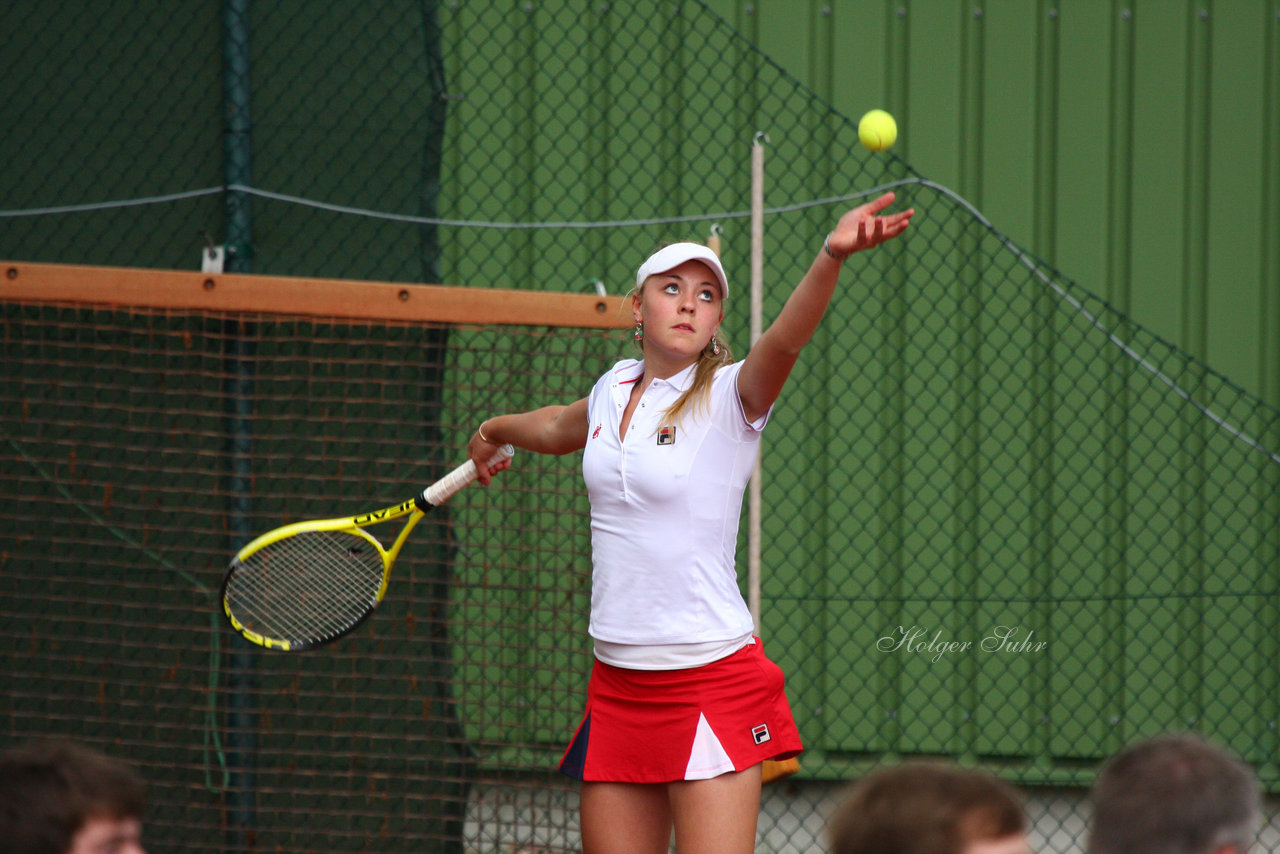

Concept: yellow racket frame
[[223, 499, 423, 650], [222, 445, 513, 651]]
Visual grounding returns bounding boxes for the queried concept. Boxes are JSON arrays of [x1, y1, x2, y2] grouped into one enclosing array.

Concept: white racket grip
[[420, 444, 514, 507]]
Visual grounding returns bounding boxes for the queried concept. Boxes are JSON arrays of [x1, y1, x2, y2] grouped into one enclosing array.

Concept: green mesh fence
[[3, 2, 1280, 853]]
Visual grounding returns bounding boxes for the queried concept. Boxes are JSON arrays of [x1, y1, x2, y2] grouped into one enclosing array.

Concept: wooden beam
[[0, 261, 631, 329]]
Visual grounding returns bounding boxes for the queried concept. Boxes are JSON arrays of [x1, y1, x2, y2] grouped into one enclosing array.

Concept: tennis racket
[[221, 445, 514, 651]]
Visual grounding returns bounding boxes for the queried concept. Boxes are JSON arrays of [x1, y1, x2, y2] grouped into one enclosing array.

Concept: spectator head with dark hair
[[828, 761, 1029, 854], [0, 740, 146, 854]]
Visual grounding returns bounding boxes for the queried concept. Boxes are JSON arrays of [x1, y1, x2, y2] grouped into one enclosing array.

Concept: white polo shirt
[[581, 358, 767, 656]]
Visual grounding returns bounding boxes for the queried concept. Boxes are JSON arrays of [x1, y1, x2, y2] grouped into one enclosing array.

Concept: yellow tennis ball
[[858, 109, 898, 151]]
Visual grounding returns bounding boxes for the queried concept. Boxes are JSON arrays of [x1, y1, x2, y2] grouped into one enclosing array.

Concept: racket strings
[[224, 530, 386, 646]]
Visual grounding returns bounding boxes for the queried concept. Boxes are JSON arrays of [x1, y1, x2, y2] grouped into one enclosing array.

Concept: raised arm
[[737, 192, 914, 423], [467, 397, 590, 484]]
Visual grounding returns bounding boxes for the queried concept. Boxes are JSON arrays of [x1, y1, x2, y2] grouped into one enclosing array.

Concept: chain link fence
[[3, 1, 1280, 852]]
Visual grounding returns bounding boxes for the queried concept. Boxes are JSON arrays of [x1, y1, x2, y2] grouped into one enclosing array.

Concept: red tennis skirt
[[559, 639, 803, 783]]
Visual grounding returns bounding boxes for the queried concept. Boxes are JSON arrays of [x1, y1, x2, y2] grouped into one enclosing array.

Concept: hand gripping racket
[[221, 445, 514, 651]]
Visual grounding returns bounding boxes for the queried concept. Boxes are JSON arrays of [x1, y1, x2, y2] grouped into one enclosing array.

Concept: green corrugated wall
[[701, 0, 1280, 412]]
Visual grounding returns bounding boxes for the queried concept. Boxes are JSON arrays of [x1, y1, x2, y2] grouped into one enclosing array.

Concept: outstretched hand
[[827, 192, 915, 257]]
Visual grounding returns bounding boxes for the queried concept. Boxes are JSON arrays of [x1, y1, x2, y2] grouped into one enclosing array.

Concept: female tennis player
[[468, 192, 914, 854]]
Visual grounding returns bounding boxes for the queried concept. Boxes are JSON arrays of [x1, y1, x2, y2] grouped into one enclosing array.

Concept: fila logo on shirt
[[657, 426, 676, 445], [592, 424, 602, 439], [751, 723, 771, 745]]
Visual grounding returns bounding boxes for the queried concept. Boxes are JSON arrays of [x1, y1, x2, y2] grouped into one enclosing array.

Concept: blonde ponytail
[[661, 337, 733, 426]]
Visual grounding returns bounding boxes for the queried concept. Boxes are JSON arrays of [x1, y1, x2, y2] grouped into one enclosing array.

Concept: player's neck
[[640, 349, 698, 382]]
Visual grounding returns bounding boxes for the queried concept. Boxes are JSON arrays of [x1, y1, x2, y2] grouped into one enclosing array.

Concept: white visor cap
[[634, 243, 729, 299]]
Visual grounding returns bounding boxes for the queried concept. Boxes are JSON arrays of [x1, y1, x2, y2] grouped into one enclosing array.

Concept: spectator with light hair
[[827, 761, 1029, 854], [0, 739, 146, 854], [1089, 732, 1261, 854]]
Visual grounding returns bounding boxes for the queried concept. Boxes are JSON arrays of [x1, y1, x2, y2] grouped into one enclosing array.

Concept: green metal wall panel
[[1206, 2, 1267, 385], [703, 0, 1280, 410]]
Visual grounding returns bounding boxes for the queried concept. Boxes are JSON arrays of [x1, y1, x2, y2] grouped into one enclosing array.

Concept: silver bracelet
[[823, 233, 851, 262]]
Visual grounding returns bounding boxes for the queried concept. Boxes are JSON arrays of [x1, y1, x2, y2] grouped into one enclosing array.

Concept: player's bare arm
[[470, 398, 590, 483], [738, 192, 915, 423]]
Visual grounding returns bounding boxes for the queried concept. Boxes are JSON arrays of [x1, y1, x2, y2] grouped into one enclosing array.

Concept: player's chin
[[649, 337, 703, 359]]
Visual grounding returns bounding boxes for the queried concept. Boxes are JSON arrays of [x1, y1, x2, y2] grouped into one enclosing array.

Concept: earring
[[634, 321, 644, 342], [711, 335, 721, 355]]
